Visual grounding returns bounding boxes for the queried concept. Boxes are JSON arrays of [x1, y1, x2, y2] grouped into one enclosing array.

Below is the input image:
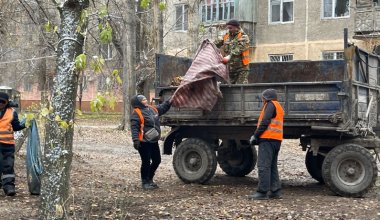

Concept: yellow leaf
[[40, 108, 49, 117], [59, 121, 69, 129], [76, 109, 83, 116], [55, 204, 64, 218], [116, 76, 122, 85], [55, 115, 62, 122]]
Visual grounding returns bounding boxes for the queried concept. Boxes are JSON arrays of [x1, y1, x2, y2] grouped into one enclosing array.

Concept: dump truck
[[154, 43, 380, 197]]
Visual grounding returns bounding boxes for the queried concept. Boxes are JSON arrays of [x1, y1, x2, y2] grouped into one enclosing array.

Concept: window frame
[[322, 51, 344, 60], [321, 0, 350, 19], [268, 53, 294, 62], [23, 76, 33, 92], [174, 4, 189, 31], [200, 0, 235, 23], [268, 0, 294, 24], [100, 43, 113, 60]]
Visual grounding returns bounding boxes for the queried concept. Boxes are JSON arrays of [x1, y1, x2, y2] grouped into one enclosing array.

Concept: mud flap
[[163, 127, 181, 155]]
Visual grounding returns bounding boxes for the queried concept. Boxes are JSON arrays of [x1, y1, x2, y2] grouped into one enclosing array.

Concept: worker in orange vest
[[215, 19, 250, 84], [130, 94, 172, 190], [0, 92, 25, 196], [248, 89, 284, 200]]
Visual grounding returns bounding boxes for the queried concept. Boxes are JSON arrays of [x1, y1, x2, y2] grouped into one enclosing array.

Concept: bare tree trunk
[[78, 73, 84, 111], [153, 0, 163, 53], [37, 3, 48, 106], [188, 2, 200, 56], [40, 0, 89, 219], [120, 0, 136, 130]]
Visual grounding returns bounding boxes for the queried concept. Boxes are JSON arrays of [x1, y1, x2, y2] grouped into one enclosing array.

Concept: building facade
[[163, 0, 368, 62]]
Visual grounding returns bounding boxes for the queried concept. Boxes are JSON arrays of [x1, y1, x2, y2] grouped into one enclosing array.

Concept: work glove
[[222, 55, 231, 64], [133, 140, 141, 150], [249, 135, 258, 145]]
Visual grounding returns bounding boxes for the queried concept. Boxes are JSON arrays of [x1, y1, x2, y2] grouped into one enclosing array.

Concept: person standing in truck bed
[[215, 19, 250, 84]]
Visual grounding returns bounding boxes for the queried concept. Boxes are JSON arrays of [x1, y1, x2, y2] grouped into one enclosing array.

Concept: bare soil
[[1, 118, 379, 219]]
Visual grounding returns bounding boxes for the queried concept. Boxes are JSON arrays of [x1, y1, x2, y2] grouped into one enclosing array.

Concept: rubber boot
[[3, 184, 16, 196], [268, 189, 282, 199], [142, 180, 155, 190], [148, 179, 158, 189], [247, 191, 268, 200]]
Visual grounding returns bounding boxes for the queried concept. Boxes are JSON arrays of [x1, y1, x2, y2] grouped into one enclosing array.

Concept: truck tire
[[173, 138, 217, 184], [322, 144, 377, 197], [305, 150, 325, 184], [217, 145, 257, 177]]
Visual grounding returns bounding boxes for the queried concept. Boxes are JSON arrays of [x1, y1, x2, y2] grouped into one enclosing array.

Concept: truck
[[154, 43, 380, 198]]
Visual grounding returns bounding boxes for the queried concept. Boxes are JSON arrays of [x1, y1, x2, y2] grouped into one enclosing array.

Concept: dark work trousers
[[138, 141, 161, 183], [257, 140, 281, 193], [0, 144, 16, 187]]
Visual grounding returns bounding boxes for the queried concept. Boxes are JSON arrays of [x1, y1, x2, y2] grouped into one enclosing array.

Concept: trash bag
[[26, 119, 43, 195]]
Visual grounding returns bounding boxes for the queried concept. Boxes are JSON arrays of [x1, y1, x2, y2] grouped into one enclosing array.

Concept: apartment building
[[163, 0, 366, 62]]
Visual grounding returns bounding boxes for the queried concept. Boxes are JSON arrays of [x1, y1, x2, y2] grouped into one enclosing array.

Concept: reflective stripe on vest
[[223, 32, 250, 65], [0, 108, 15, 145], [134, 105, 158, 141], [257, 101, 284, 141]]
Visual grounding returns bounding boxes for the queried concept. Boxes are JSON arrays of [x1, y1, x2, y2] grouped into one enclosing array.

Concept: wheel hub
[[346, 167, 356, 175], [184, 152, 202, 172], [337, 158, 365, 186]]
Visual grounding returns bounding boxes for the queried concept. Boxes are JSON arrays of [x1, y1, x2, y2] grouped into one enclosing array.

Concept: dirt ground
[[0, 118, 379, 219]]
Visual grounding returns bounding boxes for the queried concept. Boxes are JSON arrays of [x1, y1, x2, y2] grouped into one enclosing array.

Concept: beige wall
[[163, 0, 192, 57], [163, 0, 369, 62], [255, 0, 358, 62]]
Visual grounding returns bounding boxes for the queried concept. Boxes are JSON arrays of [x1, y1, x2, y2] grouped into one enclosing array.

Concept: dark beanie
[[0, 92, 9, 102], [262, 89, 278, 101], [226, 19, 240, 27], [137, 95, 147, 102]]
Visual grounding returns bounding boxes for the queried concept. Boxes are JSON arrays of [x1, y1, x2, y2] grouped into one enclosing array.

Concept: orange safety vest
[[223, 32, 250, 65], [257, 101, 284, 141], [133, 105, 158, 141], [0, 108, 15, 145]]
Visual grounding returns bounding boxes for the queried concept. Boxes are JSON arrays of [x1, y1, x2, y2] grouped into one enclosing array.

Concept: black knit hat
[[0, 92, 9, 103], [137, 95, 147, 102], [226, 19, 240, 27], [262, 89, 278, 101]]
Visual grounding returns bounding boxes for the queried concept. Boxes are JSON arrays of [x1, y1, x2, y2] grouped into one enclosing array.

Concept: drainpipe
[[305, 0, 309, 59]]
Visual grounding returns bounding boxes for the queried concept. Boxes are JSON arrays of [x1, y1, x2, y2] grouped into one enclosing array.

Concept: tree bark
[[188, 2, 200, 56], [37, 2, 48, 106], [153, 0, 163, 53], [39, 0, 89, 219], [120, 0, 136, 130]]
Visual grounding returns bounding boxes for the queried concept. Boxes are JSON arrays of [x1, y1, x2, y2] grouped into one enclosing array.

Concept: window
[[175, 4, 189, 31], [323, 0, 349, 18], [375, 0, 379, 6], [269, 0, 294, 23], [23, 77, 32, 92], [100, 43, 113, 60], [201, 0, 235, 22], [269, 54, 294, 62], [322, 51, 344, 60]]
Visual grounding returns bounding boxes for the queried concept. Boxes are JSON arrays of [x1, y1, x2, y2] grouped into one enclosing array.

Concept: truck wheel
[[173, 138, 217, 184], [217, 145, 257, 177], [322, 144, 377, 197], [305, 150, 325, 184]]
